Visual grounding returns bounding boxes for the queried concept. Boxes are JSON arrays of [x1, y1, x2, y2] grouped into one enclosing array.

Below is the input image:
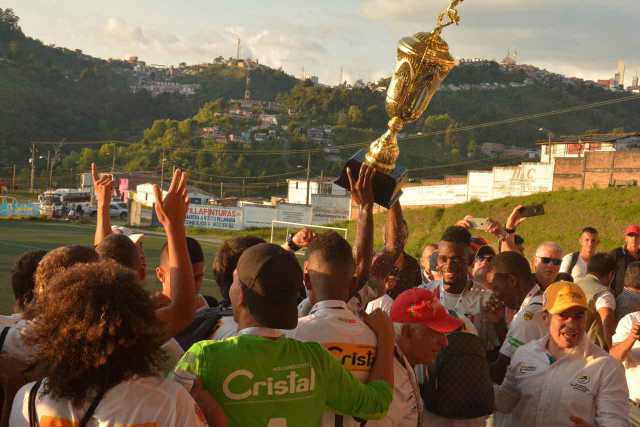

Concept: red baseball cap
[[390, 288, 464, 333], [625, 225, 640, 236]]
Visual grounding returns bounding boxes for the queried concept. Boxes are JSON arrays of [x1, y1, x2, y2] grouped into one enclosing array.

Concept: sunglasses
[[627, 233, 639, 238], [539, 257, 562, 266]]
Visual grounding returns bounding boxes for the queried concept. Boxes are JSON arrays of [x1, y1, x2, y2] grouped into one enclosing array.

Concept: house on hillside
[[537, 132, 640, 163]]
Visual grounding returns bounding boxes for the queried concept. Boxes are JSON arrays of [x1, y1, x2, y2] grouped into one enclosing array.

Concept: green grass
[[0, 219, 222, 314], [2, 185, 639, 314], [341, 186, 640, 259]]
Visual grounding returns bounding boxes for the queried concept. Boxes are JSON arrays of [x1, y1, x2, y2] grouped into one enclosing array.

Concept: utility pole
[[220, 182, 224, 199], [242, 179, 246, 197], [45, 150, 51, 189], [111, 144, 117, 172], [30, 143, 36, 193], [11, 164, 15, 193], [160, 149, 166, 191], [305, 150, 311, 205]]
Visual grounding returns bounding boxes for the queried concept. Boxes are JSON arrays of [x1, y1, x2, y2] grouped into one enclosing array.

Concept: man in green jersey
[[175, 243, 395, 427]]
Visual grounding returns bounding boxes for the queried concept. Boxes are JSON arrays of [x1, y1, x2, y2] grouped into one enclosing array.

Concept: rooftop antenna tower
[[236, 38, 241, 61], [244, 58, 251, 100]]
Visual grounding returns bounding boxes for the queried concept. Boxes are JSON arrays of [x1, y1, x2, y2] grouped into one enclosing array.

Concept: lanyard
[[238, 326, 283, 338]]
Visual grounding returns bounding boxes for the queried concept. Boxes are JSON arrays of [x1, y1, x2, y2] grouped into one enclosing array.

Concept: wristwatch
[[286, 232, 301, 252]]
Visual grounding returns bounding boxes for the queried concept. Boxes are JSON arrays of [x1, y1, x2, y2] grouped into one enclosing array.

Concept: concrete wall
[[467, 170, 494, 201], [399, 184, 469, 206]]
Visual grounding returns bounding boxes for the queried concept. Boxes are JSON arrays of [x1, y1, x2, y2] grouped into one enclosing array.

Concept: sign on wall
[[185, 205, 243, 230], [0, 201, 40, 217]]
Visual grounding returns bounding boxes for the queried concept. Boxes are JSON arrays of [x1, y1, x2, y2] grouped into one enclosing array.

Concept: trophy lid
[[398, 32, 455, 66]]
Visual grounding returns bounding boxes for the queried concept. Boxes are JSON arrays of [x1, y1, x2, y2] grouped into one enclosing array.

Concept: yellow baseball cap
[[543, 281, 588, 314]]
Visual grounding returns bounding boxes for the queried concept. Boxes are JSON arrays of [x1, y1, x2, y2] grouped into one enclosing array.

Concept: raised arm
[[500, 205, 526, 254], [347, 165, 375, 292], [92, 163, 113, 246], [153, 169, 196, 339]]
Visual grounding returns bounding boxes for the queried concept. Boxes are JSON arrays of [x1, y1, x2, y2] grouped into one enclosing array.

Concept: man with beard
[[495, 282, 628, 427]]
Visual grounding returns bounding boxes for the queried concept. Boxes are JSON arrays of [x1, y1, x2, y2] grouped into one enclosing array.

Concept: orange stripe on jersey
[[322, 343, 376, 372]]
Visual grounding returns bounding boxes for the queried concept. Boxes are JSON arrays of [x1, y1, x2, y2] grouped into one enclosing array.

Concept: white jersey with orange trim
[[10, 376, 208, 427], [288, 299, 377, 427]]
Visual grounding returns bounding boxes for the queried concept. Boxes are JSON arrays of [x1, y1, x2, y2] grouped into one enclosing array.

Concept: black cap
[[476, 245, 496, 259], [237, 243, 301, 329]]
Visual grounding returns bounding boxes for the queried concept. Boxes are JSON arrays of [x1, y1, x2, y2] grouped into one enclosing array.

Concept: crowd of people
[[1, 162, 640, 426]]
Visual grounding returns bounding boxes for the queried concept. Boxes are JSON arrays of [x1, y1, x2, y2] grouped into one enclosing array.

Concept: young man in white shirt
[[560, 227, 599, 281], [576, 252, 617, 349], [486, 251, 546, 385], [495, 281, 629, 427], [289, 230, 378, 427]]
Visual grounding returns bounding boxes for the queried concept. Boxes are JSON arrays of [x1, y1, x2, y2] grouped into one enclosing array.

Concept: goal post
[[269, 220, 348, 244]]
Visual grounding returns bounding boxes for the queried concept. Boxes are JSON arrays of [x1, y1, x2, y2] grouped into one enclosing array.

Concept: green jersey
[[175, 334, 392, 427]]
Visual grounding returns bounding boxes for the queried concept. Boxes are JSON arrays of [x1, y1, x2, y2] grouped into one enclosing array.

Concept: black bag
[[174, 305, 233, 351], [422, 332, 494, 419]]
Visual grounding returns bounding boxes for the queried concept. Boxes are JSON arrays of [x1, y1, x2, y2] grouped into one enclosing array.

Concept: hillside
[[338, 186, 640, 261], [4, 7, 640, 194]]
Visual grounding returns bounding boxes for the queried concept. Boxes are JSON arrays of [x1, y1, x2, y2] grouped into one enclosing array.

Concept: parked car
[[88, 202, 128, 219]]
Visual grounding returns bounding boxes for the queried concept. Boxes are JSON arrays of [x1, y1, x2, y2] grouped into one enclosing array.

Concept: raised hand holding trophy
[[335, 0, 465, 208]]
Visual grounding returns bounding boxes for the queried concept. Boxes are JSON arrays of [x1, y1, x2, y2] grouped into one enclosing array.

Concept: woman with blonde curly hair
[[9, 260, 213, 427]]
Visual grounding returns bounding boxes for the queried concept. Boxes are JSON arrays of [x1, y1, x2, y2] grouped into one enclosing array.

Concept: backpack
[[174, 305, 233, 351], [422, 332, 494, 419], [567, 252, 580, 275]]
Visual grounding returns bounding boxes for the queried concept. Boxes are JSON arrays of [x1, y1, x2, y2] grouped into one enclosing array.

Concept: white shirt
[[0, 313, 21, 327], [612, 311, 640, 403], [366, 294, 395, 316], [560, 253, 589, 281], [499, 285, 546, 359], [495, 336, 629, 427], [10, 376, 208, 427], [2, 319, 32, 360], [160, 339, 184, 374], [210, 315, 238, 340], [367, 348, 422, 427], [595, 289, 616, 311], [288, 299, 378, 427]]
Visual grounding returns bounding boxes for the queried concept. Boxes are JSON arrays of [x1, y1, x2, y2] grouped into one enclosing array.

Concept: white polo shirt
[[499, 285, 546, 359], [495, 336, 629, 427], [288, 299, 378, 427], [612, 311, 640, 403], [10, 376, 207, 427]]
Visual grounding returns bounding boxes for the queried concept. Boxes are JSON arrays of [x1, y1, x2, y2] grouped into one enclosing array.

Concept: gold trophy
[[336, 0, 464, 208]]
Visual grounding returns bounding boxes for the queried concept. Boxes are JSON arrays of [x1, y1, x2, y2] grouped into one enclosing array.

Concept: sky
[[4, 0, 639, 85]]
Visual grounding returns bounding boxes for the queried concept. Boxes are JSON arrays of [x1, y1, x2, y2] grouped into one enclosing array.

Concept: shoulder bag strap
[[28, 380, 43, 427], [0, 326, 9, 352], [78, 388, 108, 427]]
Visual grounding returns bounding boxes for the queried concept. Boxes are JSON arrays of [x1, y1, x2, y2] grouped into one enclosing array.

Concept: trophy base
[[335, 149, 407, 209]]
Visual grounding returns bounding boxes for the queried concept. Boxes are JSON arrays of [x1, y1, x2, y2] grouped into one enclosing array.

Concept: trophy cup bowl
[[335, 3, 462, 208]]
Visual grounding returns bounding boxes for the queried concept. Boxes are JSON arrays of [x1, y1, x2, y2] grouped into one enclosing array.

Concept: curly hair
[[23, 260, 166, 406], [33, 245, 99, 299], [10, 250, 47, 311], [212, 236, 265, 304]]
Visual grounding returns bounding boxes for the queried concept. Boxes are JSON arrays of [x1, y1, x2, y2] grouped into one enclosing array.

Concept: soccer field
[[0, 219, 223, 314]]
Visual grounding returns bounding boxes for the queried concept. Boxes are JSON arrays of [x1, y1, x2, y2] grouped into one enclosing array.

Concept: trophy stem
[[364, 117, 404, 174]]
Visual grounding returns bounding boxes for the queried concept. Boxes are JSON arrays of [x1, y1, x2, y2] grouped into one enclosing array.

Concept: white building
[[287, 178, 348, 204], [538, 132, 640, 163]]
